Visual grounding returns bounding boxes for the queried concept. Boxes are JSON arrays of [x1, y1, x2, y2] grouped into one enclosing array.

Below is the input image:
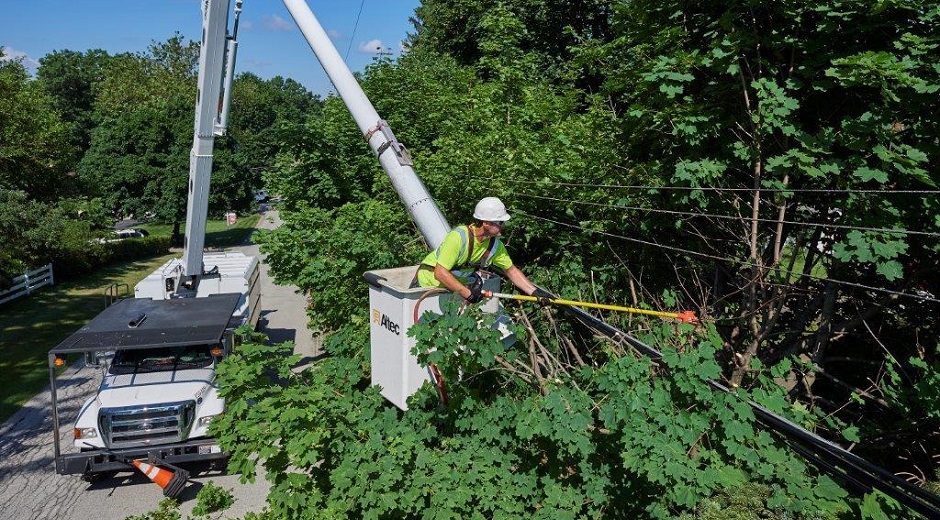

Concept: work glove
[[530, 287, 554, 308], [465, 277, 485, 304]]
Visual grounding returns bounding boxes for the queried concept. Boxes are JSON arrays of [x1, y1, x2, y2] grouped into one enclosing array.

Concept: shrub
[[192, 481, 235, 517]]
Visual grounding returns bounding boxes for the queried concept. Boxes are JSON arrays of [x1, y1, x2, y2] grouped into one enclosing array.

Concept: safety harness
[[453, 225, 500, 269], [413, 225, 501, 287]]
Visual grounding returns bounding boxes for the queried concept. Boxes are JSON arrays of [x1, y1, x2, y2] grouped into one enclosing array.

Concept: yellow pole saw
[[487, 292, 698, 323]]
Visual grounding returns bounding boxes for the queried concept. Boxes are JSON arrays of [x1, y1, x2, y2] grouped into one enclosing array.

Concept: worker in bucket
[[414, 197, 539, 303]]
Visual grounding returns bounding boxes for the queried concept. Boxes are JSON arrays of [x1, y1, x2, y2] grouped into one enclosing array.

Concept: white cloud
[[239, 20, 254, 31], [0, 46, 40, 71], [358, 39, 385, 54], [263, 15, 294, 32], [327, 29, 341, 40]]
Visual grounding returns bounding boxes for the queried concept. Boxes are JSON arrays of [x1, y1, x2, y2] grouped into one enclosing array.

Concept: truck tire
[[81, 470, 117, 483]]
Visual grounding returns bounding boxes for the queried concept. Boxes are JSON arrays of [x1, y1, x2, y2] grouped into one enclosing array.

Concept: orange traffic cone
[[131, 459, 189, 498]]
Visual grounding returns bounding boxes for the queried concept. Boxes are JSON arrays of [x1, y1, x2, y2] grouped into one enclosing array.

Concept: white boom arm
[[182, 0, 242, 277], [281, 0, 451, 248], [184, 0, 449, 274]]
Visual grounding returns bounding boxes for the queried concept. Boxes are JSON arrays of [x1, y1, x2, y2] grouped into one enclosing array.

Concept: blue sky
[[0, 0, 422, 96]]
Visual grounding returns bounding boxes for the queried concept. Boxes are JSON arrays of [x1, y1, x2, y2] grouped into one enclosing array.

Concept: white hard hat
[[473, 197, 511, 222]]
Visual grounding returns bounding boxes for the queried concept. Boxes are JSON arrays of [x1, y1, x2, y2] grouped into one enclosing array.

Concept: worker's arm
[[434, 264, 473, 299], [503, 265, 537, 296]]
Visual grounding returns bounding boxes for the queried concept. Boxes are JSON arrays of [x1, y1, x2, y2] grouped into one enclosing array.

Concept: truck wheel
[[81, 470, 116, 483], [209, 455, 230, 472]]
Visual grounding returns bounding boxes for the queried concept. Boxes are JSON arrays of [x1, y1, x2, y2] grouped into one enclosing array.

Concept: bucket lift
[[280, 0, 484, 409], [363, 267, 512, 410]]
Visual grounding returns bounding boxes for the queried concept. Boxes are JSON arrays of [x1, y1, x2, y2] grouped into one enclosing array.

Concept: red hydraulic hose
[[414, 289, 449, 406]]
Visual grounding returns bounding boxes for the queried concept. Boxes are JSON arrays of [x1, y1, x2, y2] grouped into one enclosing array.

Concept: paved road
[[0, 209, 317, 519]]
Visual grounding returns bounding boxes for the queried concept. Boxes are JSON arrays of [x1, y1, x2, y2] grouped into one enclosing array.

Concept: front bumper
[[56, 438, 226, 475]]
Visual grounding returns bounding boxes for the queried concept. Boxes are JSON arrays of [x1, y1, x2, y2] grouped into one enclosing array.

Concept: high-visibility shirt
[[417, 225, 513, 287]]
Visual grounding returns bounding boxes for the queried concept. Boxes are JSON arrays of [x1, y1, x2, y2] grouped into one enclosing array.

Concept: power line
[[516, 193, 940, 238], [486, 176, 940, 195], [345, 0, 367, 61], [514, 209, 940, 304], [539, 280, 940, 516]]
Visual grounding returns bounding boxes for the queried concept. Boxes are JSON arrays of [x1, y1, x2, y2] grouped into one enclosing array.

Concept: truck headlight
[[197, 414, 219, 428], [74, 427, 97, 439]]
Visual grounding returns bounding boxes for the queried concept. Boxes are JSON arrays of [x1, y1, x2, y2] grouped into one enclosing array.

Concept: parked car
[[113, 228, 149, 240], [93, 228, 150, 244]]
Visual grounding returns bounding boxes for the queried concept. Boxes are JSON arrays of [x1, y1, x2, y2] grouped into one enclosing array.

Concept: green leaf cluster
[[254, 199, 424, 335], [224, 0, 940, 516], [191, 481, 235, 517], [123, 498, 181, 520], [215, 312, 853, 518]]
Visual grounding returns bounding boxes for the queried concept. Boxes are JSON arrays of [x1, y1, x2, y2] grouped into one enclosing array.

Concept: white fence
[[0, 264, 54, 306]]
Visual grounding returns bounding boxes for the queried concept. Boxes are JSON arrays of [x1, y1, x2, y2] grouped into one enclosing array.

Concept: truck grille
[[99, 400, 196, 449]]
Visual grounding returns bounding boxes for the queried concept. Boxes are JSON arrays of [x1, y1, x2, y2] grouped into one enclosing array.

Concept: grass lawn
[[138, 213, 260, 249], [778, 244, 829, 283], [0, 214, 261, 423]]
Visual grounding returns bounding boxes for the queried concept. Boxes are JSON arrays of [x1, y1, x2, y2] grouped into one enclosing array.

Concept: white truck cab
[[50, 293, 241, 477]]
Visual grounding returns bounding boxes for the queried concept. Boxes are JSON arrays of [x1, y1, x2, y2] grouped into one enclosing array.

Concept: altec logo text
[[373, 309, 400, 335]]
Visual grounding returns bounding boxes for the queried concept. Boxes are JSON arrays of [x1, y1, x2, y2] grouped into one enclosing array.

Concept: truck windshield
[[109, 345, 215, 374]]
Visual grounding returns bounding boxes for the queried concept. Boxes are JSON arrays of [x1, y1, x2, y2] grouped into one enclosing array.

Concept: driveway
[[0, 209, 316, 519]]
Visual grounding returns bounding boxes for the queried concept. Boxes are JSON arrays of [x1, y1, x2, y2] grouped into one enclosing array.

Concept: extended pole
[[489, 292, 698, 323], [182, 0, 230, 277], [281, 0, 451, 248]]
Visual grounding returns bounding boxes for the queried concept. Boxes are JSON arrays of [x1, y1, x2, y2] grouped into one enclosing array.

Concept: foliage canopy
[[240, 0, 940, 518]]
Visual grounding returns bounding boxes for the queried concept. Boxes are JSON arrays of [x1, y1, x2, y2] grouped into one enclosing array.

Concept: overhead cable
[[517, 193, 940, 238], [514, 210, 940, 305], [488, 176, 940, 195], [344, 0, 367, 60]]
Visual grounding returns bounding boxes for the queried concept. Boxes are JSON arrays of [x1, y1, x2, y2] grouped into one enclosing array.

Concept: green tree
[[36, 49, 111, 155], [79, 35, 257, 231], [0, 54, 76, 201], [412, 0, 611, 80], [79, 36, 198, 228], [93, 34, 198, 118], [0, 189, 96, 283], [582, 0, 940, 463], [222, 73, 319, 212], [79, 94, 191, 226]]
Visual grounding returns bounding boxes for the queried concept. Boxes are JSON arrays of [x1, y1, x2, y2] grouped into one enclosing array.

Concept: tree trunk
[[172, 220, 182, 247], [772, 173, 790, 263], [812, 282, 837, 365], [731, 158, 764, 387]]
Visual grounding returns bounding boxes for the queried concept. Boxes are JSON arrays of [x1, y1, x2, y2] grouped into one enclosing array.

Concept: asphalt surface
[[0, 209, 318, 519]]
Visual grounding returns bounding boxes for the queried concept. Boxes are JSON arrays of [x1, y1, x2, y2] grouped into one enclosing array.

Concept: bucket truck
[[48, 0, 260, 479]]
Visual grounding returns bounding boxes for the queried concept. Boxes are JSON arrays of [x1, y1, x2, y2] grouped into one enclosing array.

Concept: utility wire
[[516, 193, 940, 238], [344, 0, 367, 61], [539, 285, 940, 517], [486, 176, 940, 195], [515, 209, 940, 305], [710, 380, 940, 519], [510, 198, 940, 516]]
